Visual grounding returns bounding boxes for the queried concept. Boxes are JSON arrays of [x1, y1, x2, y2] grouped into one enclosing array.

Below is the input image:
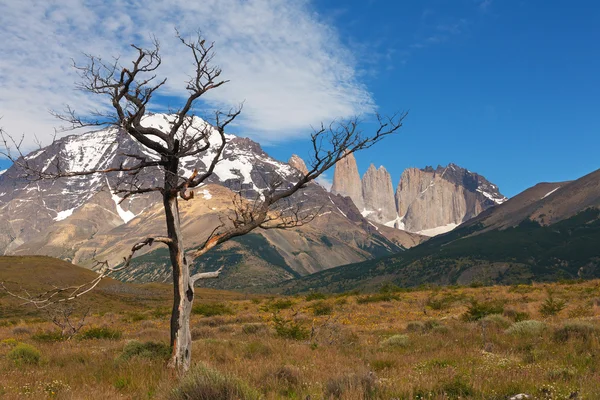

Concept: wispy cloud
[[0, 0, 375, 150]]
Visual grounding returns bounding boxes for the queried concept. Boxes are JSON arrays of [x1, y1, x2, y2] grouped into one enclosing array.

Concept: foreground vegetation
[[1, 279, 600, 399]]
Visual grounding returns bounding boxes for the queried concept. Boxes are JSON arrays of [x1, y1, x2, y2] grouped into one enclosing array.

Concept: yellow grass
[[1, 280, 600, 399]]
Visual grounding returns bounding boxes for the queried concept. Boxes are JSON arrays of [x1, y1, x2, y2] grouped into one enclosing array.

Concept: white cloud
[[0, 0, 374, 150], [316, 173, 333, 191]]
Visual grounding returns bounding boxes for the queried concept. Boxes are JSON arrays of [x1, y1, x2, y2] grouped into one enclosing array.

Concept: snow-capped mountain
[[0, 114, 424, 288]]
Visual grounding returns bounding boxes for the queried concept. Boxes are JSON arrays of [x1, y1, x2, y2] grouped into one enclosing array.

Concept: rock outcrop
[[396, 164, 506, 234], [331, 157, 507, 236], [331, 152, 364, 210], [361, 164, 397, 224], [288, 154, 308, 175]]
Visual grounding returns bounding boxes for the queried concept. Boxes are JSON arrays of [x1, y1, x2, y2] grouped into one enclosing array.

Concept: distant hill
[[0, 256, 247, 318], [280, 168, 600, 293]]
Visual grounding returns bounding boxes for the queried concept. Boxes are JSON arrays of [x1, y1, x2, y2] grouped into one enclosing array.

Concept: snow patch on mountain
[[542, 187, 561, 199], [417, 222, 458, 237], [54, 208, 76, 221]]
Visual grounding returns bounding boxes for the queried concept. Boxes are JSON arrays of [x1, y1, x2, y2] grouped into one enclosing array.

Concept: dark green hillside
[[282, 208, 600, 293]]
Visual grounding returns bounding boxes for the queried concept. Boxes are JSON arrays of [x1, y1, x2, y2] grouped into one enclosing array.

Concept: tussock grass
[[169, 363, 261, 400]]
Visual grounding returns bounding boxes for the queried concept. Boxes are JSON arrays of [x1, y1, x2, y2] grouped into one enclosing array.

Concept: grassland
[[1, 273, 600, 399]]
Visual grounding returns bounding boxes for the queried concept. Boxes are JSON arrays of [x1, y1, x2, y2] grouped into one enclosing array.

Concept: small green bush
[[540, 294, 567, 317], [193, 303, 234, 317], [505, 320, 547, 336], [310, 301, 333, 316], [438, 376, 473, 397], [7, 343, 41, 365], [481, 314, 512, 329], [380, 334, 409, 348], [117, 340, 170, 362], [273, 315, 309, 340], [553, 322, 598, 343], [241, 323, 266, 335], [406, 320, 441, 333], [80, 326, 122, 340], [462, 300, 504, 321], [32, 330, 66, 342], [169, 363, 261, 400], [305, 292, 327, 301], [370, 359, 396, 371]]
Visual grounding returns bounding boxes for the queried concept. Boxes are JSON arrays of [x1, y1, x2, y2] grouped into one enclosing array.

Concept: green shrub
[[193, 303, 234, 317], [7, 343, 41, 365], [370, 359, 396, 371], [439, 376, 473, 397], [310, 301, 333, 316], [241, 323, 267, 335], [481, 314, 512, 329], [305, 292, 327, 301], [540, 294, 567, 317], [505, 320, 547, 336], [462, 300, 504, 321], [169, 363, 261, 400], [406, 320, 441, 333], [273, 315, 309, 340], [32, 330, 66, 342], [262, 299, 294, 312], [356, 293, 399, 304], [380, 334, 409, 348], [553, 322, 598, 343], [2, 338, 19, 347], [80, 326, 122, 340], [117, 340, 170, 362]]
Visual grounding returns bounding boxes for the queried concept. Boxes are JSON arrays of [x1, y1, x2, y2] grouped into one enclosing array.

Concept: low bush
[[12, 326, 32, 336], [305, 292, 327, 301], [406, 320, 441, 333], [540, 294, 567, 317], [32, 330, 66, 342], [553, 322, 598, 343], [7, 343, 41, 365], [380, 334, 409, 348], [241, 323, 267, 335], [261, 299, 294, 312], [310, 301, 333, 316], [324, 372, 377, 399], [169, 363, 261, 400], [273, 365, 301, 386], [79, 326, 122, 340], [505, 320, 547, 336], [244, 341, 273, 359], [462, 300, 504, 321], [273, 315, 309, 340], [193, 303, 235, 317], [117, 340, 170, 362], [481, 314, 512, 329]]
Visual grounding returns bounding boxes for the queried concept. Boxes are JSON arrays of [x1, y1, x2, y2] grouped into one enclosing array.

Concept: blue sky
[[1, 0, 598, 197], [265, 0, 600, 196]]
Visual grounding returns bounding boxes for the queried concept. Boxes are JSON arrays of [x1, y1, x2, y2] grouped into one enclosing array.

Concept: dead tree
[[0, 32, 406, 371]]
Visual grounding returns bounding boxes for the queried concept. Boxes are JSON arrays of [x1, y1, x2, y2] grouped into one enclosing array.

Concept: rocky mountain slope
[[332, 156, 507, 236], [280, 167, 600, 293], [0, 114, 424, 289]]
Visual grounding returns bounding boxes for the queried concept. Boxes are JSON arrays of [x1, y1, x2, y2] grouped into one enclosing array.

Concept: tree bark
[[164, 156, 194, 371]]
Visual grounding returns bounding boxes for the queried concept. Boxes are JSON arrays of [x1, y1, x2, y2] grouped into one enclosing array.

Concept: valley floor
[[1, 280, 600, 399]]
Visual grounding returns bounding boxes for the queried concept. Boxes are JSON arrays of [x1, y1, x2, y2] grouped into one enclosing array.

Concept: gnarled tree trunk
[[164, 159, 194, 371]]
